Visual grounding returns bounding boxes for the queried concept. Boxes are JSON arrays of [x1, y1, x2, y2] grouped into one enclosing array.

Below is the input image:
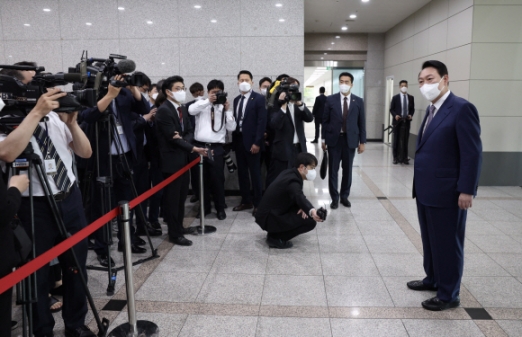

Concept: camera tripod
[[85, 108, 159, 296], [8, 143, 109, 337]]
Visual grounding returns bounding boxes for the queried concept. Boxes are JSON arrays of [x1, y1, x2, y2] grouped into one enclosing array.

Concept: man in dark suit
[[186, 82, 205, 203], [408, 60, 482, 311], [232, 70, 267, 216], [155, 76, 207, 246], [322, 72, 366, 209], [266, 77, 314, 187], [311, 86, 327, 143], [389, 80, 415, 164], [255, 153, 324, 249]]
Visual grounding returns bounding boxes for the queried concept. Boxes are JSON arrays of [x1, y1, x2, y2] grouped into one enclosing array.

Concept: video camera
[[0, 64, 97, 117], [267, 77, 302, 108], [68, 52, 143, 92]]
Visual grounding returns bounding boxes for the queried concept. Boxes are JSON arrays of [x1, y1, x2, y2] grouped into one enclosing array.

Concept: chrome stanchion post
[[108, 201, 159, 337], [197, 154, 216, 234]]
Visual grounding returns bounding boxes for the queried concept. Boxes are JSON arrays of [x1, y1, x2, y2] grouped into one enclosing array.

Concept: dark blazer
[[413, 92, 482, 208], [312, 94, 327, 123], [270, 103, 313, 161], [390, 93, 415, 125], [80, 88, 150, 161], [0, 178, 21, 275], [322, 93, 366, 149], [255, 168, 314, 231], [232, 91, 267, 151], [155, 101, 194, 173]]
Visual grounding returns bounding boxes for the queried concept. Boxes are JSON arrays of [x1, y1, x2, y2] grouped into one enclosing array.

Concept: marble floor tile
[[318, 234, 369, 253], [261, 275, 328, 306], [321, 253, 380, 276], [363, 235, 419, 254], [172, 233, 227, 251], [256, 317, 332, 337], [107, 312, 186, 336], [463, 277, 522, 308], [464, 253, 511, 277], [331, 318, 409, 337], [495, 320, 522, 337], [178, 315, 258, 337], [466, 235, 522, 254], [135, 271, 207, 302], [155, 249, 219, 273], [210, 250, 269, 274], [266, 252, 322, 275], [196, 273, 265, 305], [316, 220, 361, 236], [220, 233, 270, 252], [402, 319, 485, 337], [356, 220, 406, 236], [372, 253, 425, 277], [382, 277, 436, 307], [324, 276, 394, 307], [488, 253, 522, 277]]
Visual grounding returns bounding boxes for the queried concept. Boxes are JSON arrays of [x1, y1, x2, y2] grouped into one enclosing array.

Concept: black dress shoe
[[170, 236, 193, 246], [341, 198, 351, 207], [217, 211, 227, 220], [393, 159, 398, 165], [65, 325, 96, 337], [97, 254, 115, 267], [311, 139, 318, 143], [196, 210, 211, 219], [134, 237, 146, 246], [422, 296, 460, 311], [233, 203, 253, 211], [150, 221, 162, 230], [190, 195, 198, 203], [266, 236, 293, 249], [330, 201, 339, 209], [118, 244, 146, 254], [407, 280, 438, 291], [135, 224, 162, 237], [87, 240, 95, 250], [403, 160, 409, 165], [224, 204, 228, 209], [183, 227, 197, 234]]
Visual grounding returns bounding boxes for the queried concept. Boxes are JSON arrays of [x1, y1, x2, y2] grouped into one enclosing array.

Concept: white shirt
[[110, 100, 131, 155], [189, 98, 236, 143], [0, 112, 76, 196], [236, 90, 252, 132], [281, 103, 305, 144], [423, 90, 451, 134]]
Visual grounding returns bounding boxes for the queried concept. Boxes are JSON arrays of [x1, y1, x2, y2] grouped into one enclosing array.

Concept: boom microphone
[[115, 59, 136, 74]]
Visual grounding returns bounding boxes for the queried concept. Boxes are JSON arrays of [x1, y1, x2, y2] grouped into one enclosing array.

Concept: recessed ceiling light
[[147, 20, 153, 24], [8, 55, 12, 58], [324, 53, 327, 55], [320, 57, 324, 60], [341, 26, 348, 31], [362, 0, 369, 2], [335, 36, 340, 38], [350, 14, 357, 19], [279, 18, 285, 22], [118, 7, 125, 10], [194, 5, 201, 9], [43, 8, 51, 12], [328, 48, 331, 50], [24, 23, 30, 27], [86, 22, 92, 26], [331, 42, 335, 45], [161, 62, 165, 65], [211, 19, 217, 23], [275, 3, 283, 7]]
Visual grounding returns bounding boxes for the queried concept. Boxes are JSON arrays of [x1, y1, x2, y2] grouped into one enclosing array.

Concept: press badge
[[116, 121, 124, 135], [44, 159, 57, 175]]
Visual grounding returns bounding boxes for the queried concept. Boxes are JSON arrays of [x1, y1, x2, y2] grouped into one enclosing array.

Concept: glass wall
[[332, 68, 365, 97]]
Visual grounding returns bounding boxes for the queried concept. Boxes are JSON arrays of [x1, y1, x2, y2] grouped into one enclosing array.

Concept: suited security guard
[[155, 76, 207, 246], [408, 61, 481, 311], [389, 80, 415, 164], [322, 72, 366, 209], [311, 86, 327, 143], [266, 77, 314, 187]]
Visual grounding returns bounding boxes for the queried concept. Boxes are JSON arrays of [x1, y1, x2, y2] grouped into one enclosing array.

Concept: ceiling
[[305, 0, 432, 33]]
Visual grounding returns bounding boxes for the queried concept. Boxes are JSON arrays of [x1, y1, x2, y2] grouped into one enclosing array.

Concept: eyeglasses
[[172, 87, 186, 92]]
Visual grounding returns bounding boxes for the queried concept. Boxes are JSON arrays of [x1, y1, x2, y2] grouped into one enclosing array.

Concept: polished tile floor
[[11, 133, 522, 336]]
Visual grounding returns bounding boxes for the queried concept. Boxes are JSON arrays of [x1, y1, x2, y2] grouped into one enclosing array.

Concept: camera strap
[[210, 105, 226, 133]]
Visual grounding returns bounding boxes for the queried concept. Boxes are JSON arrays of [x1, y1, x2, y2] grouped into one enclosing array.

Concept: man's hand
[[279, 92, 288, 110], [173, 131, 182, 139], [107, 75, 123, 99], [58, 111, 78, 126], [149, 107, 157, 121], [458, 193, 473, 210], [224, 100, 230, 111], [209, 93, 217, 103], [395, 115, 401, 121], [143, 111, 154, 122], [358, 143, 365, 154], [33, 88, 67, 117], [322, 142, 327, 151], [310, 209, 324, 222], [250, 144, 260, 154], [408, 115, 412, 120], [9, 175, 29, 193], [297, 209, 308, 219], [193, 147, 208, 157]]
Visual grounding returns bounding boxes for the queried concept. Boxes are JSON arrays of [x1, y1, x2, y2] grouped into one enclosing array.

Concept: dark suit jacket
[[0, 178, 21, 275], [390, 93, 415, 125], [232, 91, 267, 152], [255, 168, 314, 231], [80, 88, 150, 163], [155, 101, 194, 173], [270, 103, 313, 161], [322, 93, 366, 149], [312, 94, 327, 123], [413, 92, 482, 208]]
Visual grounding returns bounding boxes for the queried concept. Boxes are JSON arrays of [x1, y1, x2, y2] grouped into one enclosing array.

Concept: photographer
[[266, 77, 313, 187], [255, 153, 324, 249], [0, 65, 95, 336], [188, 79, 236, 220], [80, 74, 151, 267]]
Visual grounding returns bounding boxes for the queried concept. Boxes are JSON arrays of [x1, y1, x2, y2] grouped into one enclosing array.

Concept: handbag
[[320, 150, 328, 180], [11, 217, 32, 267]]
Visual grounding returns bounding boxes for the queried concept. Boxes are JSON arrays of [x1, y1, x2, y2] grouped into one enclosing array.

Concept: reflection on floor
[[11, 141, 522, 337]]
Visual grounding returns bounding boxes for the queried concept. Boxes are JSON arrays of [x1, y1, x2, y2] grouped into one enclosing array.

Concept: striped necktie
[[33, 124, 71, 191]]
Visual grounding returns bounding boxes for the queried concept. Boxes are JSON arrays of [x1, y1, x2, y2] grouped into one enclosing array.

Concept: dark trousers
[[147, 162, 164, 223], [392, 119, 410, 161], [202, 146, 226, 213], [189, 152, 200, 199], [417, 200, 467, 302], [328, 134, 356, 202], [163, 171, 189, 238], [260, 147, 271, 190], [266, 211, 317, 241], [0, 288, 12, 337], [235, 136, 262, 206], [92, 152, 137, 255], [130, 155, 149, 228], [314, 120, 321, 140], [18, 185, 88, 337], [266, 144, 301, 188]]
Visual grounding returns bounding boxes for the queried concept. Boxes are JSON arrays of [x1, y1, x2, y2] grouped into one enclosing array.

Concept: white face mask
[[239, 82, 251, 92], [261, 88, 267, 95], [171, 90, 186, 103], [420, 78, 444, 102], [305, 168, 317, 181], [340, 84, 351, 94], [400, 87, 408, 93], [151, 93, 158, 100]]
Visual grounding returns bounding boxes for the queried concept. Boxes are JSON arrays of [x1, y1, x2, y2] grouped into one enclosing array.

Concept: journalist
[[255, 152, 324, 249], [0, 65, 95, 336]]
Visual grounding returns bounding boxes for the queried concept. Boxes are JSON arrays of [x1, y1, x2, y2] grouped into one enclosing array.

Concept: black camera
[[316, 207, 327, 221], [267, 77, 302, 108], [214, 90, 228, 105]]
